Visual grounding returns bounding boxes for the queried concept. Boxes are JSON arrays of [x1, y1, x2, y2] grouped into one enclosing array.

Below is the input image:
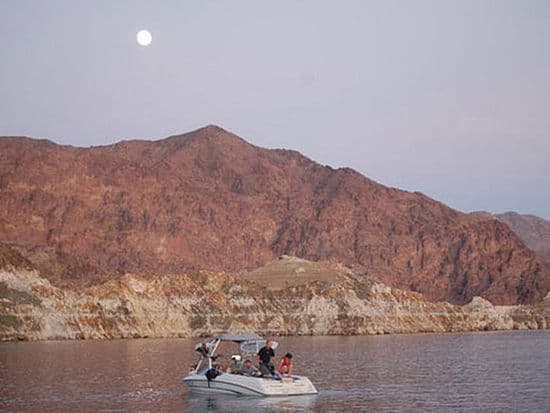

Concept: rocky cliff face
[[494, 212, 550, 264], [1, 248, 548, 341], [1, 126, 549, 304]]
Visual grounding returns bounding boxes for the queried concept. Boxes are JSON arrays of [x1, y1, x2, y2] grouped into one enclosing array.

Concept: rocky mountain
[[1, 125, 549, 304], [1, 245, 548, 341], [494, 212, 550, 263]]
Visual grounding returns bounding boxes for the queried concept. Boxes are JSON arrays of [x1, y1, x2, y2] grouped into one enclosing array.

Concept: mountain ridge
[[1, 125, 549, 304], [472, 211, 550, 263]]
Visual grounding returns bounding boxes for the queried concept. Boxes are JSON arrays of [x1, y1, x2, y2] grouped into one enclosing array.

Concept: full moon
[[136, 30, 152, 46]]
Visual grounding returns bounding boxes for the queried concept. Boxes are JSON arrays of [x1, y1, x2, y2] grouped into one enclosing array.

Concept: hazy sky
[[1, 1, 549, 219]]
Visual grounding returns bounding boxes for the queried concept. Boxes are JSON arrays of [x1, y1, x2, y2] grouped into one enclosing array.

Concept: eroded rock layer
[[1, 249, 548, 341]]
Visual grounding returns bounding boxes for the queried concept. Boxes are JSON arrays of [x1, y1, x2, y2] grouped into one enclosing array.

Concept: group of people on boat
[[257, 340, 293, 378], [195, 339, 294, 379]]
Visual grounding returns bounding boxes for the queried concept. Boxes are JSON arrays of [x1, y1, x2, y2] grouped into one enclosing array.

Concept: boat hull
[[183, 372, 318, 397]]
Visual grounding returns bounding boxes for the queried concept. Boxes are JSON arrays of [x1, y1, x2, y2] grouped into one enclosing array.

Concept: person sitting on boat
[[278, 353, 293, 376], [196, 341, 222, 370], [239, 359, 260, 377], [196, 342, 210, 358], [257, 340, 276, 377]]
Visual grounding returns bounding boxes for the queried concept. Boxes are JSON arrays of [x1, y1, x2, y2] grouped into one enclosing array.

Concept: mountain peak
[[160, 124, 251, 151], [199, 124, 229, 134]]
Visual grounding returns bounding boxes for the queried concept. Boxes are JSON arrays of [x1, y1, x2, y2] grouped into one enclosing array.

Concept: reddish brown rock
[[493, 212, 550, 263], [1, 125, 549, 304]]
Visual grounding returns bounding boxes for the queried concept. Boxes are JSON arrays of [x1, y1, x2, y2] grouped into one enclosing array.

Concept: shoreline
[[2, 326, 549, 344]]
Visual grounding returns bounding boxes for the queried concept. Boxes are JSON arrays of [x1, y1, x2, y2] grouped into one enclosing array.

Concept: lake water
[[1, 331, 549, 412]]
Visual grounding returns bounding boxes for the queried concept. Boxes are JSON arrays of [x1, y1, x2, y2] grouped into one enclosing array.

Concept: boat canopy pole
[[209, 339, 221, 369], [194, 338, 222, 372]]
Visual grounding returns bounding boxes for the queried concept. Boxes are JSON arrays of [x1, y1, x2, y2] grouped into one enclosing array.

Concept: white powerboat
[[182, 333, 318, 397]]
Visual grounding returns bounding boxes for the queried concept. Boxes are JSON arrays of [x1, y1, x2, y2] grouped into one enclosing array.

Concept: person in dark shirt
[[257, 340, 276, 377]]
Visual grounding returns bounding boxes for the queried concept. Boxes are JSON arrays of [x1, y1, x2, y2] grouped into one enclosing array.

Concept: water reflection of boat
[[184, 393, 318, 412], [182, 333, 318, 397]]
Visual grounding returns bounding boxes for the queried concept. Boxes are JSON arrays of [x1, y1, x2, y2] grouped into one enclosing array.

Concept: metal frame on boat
[[182, 333, 318, 397]]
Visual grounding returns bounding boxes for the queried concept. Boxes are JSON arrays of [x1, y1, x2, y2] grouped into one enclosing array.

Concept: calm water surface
[[1, 331, 549, 412]]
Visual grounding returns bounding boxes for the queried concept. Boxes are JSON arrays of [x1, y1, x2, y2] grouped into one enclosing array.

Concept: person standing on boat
[[257, 340, 276, 376]]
